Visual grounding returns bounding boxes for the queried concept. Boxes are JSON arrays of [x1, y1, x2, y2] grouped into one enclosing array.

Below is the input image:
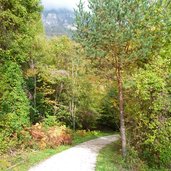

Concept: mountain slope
[[42, 8, 75, 37]]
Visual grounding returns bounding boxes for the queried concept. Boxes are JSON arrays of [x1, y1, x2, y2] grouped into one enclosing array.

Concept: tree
[[75, 0, 171, 157], [125, 55, 171, 167], [0, 62, 30, 152], [0, 0, 42, 151], [0, 0, 42, 63]]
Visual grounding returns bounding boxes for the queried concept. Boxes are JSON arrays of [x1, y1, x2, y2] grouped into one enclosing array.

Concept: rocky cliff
[[42, 8, 75, 37]]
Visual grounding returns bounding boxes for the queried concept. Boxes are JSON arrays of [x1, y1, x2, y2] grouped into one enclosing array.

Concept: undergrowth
[[96, 141, 170, 171], [0, 130, 114, 171]]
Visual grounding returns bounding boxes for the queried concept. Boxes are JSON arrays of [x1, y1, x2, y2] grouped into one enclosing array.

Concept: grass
[[73, 131, 114, 145], [0, 130, 114, 171], [3, 146, 70, 171], [96, 141, 125, 171], [96, 141, 170, 171]]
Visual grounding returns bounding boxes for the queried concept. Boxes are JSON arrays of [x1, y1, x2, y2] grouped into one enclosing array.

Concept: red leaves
[[29, 124, 72, 149]]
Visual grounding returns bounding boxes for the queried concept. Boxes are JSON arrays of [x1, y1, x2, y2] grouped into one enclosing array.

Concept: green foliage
[[25, 36, 102, 130], [0, 0, 42, 63], [75, 0, 170, 60], [73, 130, 114, 145], [29, 123, 72, 149], [125, 56, 171, 167], [125, 146, 148, 171], [96, 141, 169, 171], [96, 142, 123, 171], [0, 131, 111, 171], [76, 80, 100, 130], [42, 115, 59, 128], [98, 87, 119, 130], [0, 62, 30, 152], [0, 0, 43, 153], [0, 1, 170, 170], [76, 0, 171, 167], [56, 107, 72, 126]]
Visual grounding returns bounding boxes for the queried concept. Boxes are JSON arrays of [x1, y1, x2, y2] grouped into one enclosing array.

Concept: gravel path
[[29, 135, 119, 171]]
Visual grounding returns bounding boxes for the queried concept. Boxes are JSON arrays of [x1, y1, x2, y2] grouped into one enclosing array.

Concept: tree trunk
[[71, 97, 75, 131], [33, 74, 37, 111], [30, 59, 37, 112], [54, 86, 58, 115], [116, 63, 127, 157], [71, 58, 76, 131]]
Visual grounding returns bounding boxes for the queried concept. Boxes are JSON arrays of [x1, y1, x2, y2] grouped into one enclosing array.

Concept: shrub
[[42, 115, 59, 128], [125, 59, 171, 168], [75, 130, 87, 137], [142, 119, 171, 168], [29, 123, 72, 149], [125, 146, 148, 171], [0, 159, 11, 171], [0, 62, 30, 153]]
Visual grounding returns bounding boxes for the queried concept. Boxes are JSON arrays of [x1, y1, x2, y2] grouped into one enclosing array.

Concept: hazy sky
[[41, 0, 88, 10]]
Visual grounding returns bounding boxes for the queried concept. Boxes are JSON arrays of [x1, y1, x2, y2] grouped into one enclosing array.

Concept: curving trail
[[29, 135, 119, 171]]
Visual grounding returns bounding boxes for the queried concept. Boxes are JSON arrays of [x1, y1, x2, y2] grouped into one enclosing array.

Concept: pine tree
[[75, 0, 171, 157]]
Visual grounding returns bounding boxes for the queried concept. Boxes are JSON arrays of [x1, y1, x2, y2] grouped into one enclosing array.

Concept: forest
[[0, 0, 171, 171]]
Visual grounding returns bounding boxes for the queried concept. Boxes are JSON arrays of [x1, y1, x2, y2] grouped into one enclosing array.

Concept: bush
[[0, 128, 32, 154], [125, 146, 148, 171], [42, 115, 59, 128], [75, 130, 87, 137], [77, 110, 98, 130], [125, 59, 171, 168], [98, 87, 119, 131], [141, 119, 171, 168], [0, 62, 30, 153], [29, 123, 72, 149]]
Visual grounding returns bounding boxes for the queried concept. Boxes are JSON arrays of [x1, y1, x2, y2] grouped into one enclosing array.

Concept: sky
[[41, 0, 88, 10]]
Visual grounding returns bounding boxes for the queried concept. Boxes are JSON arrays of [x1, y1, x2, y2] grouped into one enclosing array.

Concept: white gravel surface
[[28, 134, 119, 171]]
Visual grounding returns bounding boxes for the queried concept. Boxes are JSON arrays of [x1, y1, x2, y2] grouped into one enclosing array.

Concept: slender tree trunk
[[33, 74, 37, 111], [30, 59, 37, 112], [54, 86, 58, 115], [116, 62, 127, 157], [71, 97, 75, 131], [71, 58, 76, 131]]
